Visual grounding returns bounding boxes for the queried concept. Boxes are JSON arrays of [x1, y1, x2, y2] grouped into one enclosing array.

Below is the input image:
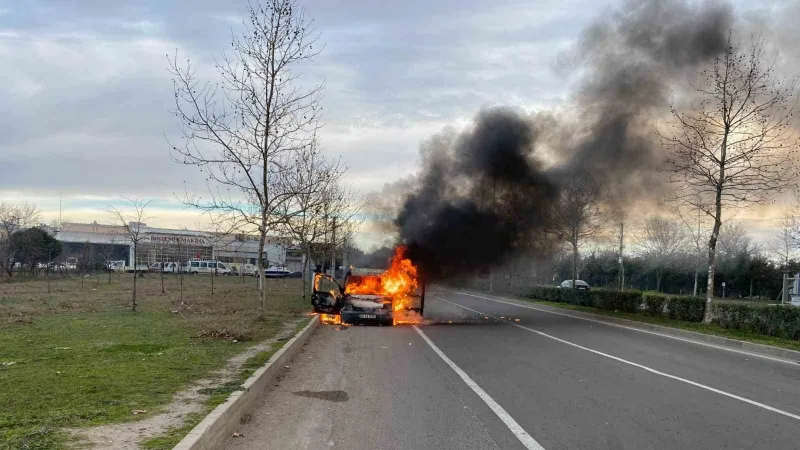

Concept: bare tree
[[635, 216, 687, 292], [108, 199, 152, 312], [96, 244, 118, 284], [770, 210, 797, 268], [279, 144, 358, 297], [662, 36, 800, 321], [0, 202, 40, 278], [676, 204, 710, 296], [168, 0, 322, 319], [550, 175, 610, 288]]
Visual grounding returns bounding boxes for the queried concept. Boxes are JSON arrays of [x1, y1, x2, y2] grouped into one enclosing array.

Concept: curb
[[453, 289, 800, 363], [173, 315, 320, 450]]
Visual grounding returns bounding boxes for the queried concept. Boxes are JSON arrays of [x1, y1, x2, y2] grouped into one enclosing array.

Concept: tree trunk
[[211, 263, 215, 296], [704, 129, 727, 322], [132, 268, 138, 312], [131, 242, 138, 312], [302, 243, 310, 300], [705, 212, 722, 323], [692, 250, 700, 297], [160, 250, 165, 294], [656, 270, 662, 292], [571, 241, 578, 289], [256, 226, 267, 320]]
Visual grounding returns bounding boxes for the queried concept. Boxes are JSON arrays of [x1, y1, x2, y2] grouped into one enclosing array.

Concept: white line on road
[[440, 288, 798, 366], [412, 325, 545, 450], [432, 295, 800, 423]]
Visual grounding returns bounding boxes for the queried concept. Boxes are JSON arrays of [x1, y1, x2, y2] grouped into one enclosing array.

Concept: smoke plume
[[391, 0, 733, 280]]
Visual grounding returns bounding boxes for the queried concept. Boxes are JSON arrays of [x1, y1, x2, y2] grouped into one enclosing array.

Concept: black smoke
[[393, 0, 733, 280]]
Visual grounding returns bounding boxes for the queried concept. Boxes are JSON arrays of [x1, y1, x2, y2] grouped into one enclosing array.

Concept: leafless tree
[[634, 216, 687, 292], [716, 220, 757, 260], [550, 175, 610, 288], [96, 244, 118, 284], [279, 145, 359, 296], [108, 198, 152, 312], [168, 0, 322, 319], [0, 202, 40, 278], [770, 210, 797, 268], [676, 204, 711, 296], [662, 36, 800, 321]]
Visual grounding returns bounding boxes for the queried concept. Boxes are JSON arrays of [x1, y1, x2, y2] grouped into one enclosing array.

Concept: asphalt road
[[225, 288, 800, 450]]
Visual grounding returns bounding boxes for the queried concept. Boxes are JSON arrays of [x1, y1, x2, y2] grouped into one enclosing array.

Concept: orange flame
[[345, 246, 422, 320], [320, 314, 341, 325]]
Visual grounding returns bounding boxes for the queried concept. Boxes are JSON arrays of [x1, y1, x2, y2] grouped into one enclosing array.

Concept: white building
[[54, 222, 303, 270]]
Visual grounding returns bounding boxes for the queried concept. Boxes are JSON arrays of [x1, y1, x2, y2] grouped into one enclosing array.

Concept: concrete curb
[[453, 289, 800, 364], [173, 315, 320, 450]]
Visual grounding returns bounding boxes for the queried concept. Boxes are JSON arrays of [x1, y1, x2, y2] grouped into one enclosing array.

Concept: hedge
[[665, 296, 706, 322], [525, 286, 642, 313], [643, 294, 667, 316], [712, 303, 800, 340]]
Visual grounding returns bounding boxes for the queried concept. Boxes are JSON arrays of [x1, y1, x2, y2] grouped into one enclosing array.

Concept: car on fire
[[311, 272, 425, 326]]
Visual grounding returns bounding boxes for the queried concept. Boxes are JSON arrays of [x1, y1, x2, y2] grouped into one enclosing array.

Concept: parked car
[[185, 259, 232, 275], [264, 266, 292, 278], [558, 279, 591, 291], [107, 260, 149, 273]]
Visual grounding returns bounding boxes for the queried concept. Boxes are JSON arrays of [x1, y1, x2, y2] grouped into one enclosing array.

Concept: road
[[225, 288, 800, 450]]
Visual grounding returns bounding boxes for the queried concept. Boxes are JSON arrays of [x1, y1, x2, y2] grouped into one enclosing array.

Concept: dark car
[[558, 279, 591, 290], [311, 273, 424, 325]]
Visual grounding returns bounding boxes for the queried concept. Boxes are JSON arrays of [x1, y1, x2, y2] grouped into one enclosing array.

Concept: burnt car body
[[311, 273, 424, 325]]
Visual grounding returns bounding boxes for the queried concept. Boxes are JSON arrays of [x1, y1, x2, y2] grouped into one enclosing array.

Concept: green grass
[[0, 275, 309, 449], [138, 412, 206, 450], [524, 299, 800, 352], [140, 337, 297, 450]]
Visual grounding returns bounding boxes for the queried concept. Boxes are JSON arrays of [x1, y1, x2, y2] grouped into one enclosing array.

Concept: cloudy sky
[[0, 0, 797, 249]]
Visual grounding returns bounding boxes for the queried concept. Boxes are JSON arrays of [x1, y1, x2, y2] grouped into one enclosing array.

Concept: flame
[[320, 314, 341, 325], [345, 246, 422, 324]]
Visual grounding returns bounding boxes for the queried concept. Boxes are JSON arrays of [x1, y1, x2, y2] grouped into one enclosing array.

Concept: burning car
[[311, 246, 425, 325]]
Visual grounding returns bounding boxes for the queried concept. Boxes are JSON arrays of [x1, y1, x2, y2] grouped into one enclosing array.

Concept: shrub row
[[712, 303, 800, 340], [525, 286, 641, 313], [525, 287, 707, 322]]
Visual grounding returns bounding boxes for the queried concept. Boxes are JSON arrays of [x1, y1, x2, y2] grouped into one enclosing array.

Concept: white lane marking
[[432, 295, 800, 422], [412, 325, 545, 450], [439, 288, 799, 366]]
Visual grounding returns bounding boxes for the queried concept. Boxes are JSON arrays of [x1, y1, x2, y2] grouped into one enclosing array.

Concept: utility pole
[[618, 221, 625, 292], [330, 217, 336, 279]]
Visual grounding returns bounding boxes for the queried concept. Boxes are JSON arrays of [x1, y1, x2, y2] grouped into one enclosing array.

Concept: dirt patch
[[70, 319, 306, 449]]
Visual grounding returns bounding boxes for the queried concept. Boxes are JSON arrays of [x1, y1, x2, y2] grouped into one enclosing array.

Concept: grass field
[[0, 273, 309, 449]]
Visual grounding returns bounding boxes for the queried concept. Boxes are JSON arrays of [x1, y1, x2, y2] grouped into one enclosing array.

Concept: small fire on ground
[[319, 314, 341, 325]]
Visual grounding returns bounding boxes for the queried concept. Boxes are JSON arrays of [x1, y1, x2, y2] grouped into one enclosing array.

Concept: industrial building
[[54, 222, 304, 271]]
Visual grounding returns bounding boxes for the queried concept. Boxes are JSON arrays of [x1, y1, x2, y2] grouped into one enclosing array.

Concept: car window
[[200, 262, 207, 268], [218, 263, 226, 270], [191, 261, 199, 268]]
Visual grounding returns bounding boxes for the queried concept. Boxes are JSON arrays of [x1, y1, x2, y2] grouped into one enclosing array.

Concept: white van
[[185, 260, 232, 275], [229, 263, 258, 276]]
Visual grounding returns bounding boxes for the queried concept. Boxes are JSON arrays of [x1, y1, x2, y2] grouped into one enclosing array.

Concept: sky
[[0, 0, 797, 250]]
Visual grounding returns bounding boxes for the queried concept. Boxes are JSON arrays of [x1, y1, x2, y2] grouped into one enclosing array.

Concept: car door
[[312, 273, 344, 314]]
